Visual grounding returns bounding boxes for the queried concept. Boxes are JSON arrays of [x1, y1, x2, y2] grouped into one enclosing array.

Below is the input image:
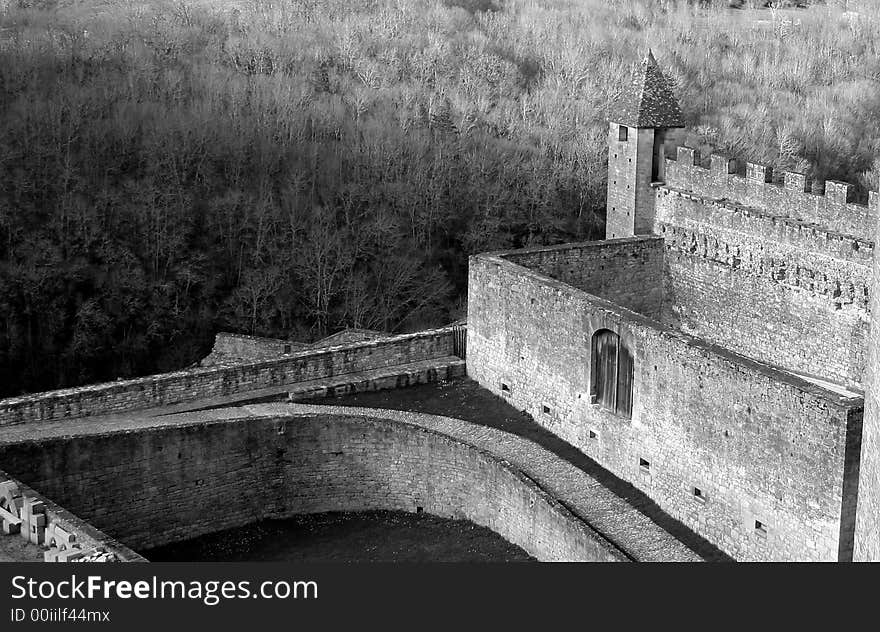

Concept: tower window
[[618, 125, 628, 141], [755, 520, 768, 538], [591, 329, 634, 418]]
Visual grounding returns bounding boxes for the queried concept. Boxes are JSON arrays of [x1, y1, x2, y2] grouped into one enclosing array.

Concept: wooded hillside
[[0, 0, 877, 395]]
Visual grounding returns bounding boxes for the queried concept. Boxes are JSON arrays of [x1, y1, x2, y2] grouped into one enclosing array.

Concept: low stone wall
[[285, 358, 465, 402], [0, 326, 457, 427], [0, 408, 626, 563]]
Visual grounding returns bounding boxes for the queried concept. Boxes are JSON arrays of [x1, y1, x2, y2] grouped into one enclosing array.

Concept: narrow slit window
[[755, 520, 767, 537], [618, 125, 628, 142]]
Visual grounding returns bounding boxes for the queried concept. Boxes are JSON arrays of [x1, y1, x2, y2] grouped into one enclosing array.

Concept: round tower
[[605, 51, 684, 239]]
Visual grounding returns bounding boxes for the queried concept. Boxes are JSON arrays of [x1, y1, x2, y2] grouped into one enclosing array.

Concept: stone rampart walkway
[[277, 404, 705, 562], [0, 357, 462, 443]]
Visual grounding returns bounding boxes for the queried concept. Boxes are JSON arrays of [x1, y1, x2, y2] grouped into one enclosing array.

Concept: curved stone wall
[[0, 407, 626, 562]]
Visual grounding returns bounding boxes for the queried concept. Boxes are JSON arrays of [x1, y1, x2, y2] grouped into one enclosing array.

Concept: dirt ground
[[143, 510, 536, 562], [0, 533, 44, 562]]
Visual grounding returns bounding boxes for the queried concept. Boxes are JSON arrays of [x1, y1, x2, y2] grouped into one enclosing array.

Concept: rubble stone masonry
[[0, 327, 457, 427], [467, 251, 862, 561], [501, 238, 665, 318], [655, 184, 872, 388], [664, 147, 879, 239], [606, 125, 657, 239], [0, 411, 626, 562]]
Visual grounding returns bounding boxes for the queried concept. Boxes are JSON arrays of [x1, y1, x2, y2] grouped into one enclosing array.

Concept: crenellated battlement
[[655, 151, 874, 390], [665, 146, 879, 240], [657, 186, 875, 267]]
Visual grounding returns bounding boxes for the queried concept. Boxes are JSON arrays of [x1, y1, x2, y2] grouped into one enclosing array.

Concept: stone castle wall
[[665, 147, 879, 239], [501, 237, 665, 318], [467, 251, 862, 561], [0, 411, 626, 562], [0, 327, 457, 427], [655, 184, 872, 388]]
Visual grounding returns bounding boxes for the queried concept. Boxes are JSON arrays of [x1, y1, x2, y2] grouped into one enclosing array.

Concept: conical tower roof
[[612, 51, 684, 129]]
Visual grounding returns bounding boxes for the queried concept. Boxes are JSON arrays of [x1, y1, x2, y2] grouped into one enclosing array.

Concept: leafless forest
[[0, 0, 876, 395]]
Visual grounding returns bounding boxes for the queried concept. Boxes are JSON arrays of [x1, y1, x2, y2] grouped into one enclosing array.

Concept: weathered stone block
[[825, 180, 854, 205], [710, 154, 736, 176], [676, 146, 700, 166], [746, 162, 772, 183], [784, 171, 810, 193]]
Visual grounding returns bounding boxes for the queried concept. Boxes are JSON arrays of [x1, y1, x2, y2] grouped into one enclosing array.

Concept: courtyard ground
[[144, 510, 536, 562]]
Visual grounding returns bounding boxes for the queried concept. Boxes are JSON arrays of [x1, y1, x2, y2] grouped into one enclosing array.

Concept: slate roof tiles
[[613, 50, 684, 129]]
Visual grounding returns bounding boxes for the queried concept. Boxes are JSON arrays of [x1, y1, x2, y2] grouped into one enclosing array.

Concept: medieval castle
[[0, 52, 877, 563]]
